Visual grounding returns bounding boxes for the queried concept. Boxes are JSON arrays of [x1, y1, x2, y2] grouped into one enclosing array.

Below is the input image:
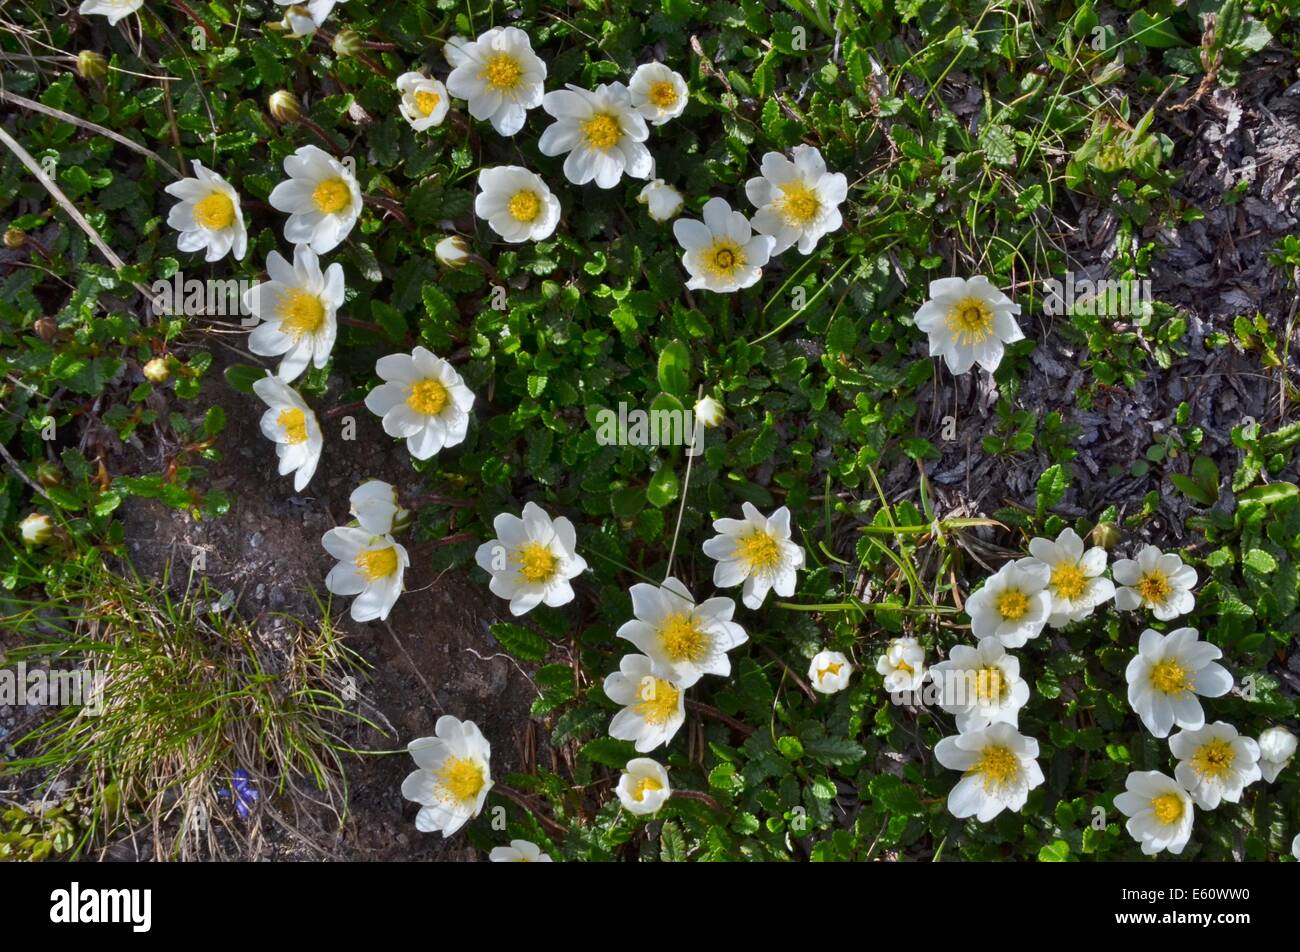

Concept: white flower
[[364, 346, 475, 460], [1125, 627, 1232, 739], [445, 27, 546, 136], [1293, 833, 1300, 860], [616, 758, 671, 816], [744, 145, 847, 256], [243, 245, 342, 383], [628, 62, 688, 126], [164, 160, 247, 263], [538, 83, 652, 188], [603, 654, 685, 752], [268, 144, 362, 255], [1114, 770, 1195, 856], [474, 166, 560, 243], [280, 5, 318, 37], [19, 512, 54, 545], [489, 839, 553, 862], [702, 502, 805, 610], [1016, 527, 1115, 628], [252, 375, 322, 492], [77, 0, 142, 26], [964, 561, 1051, 648], [672, 197, 774, 293], [349, 479, 408, 535], [875, 636, 927, 693], [693, 395, 724, 428], [934, 723, 1044, 821], [1171, 721, 1262, 810], [321, 526, 408, 622], [617, 577, 747, 688], [1257, 726, 1297, 783], [273, 0, 348, 35], [637, 179, 684, 223], [929, 636, 1030, 733], [396, 72, 450, 131], [1113, 544, 1197, 620], [474, 502, 588, 616], [808, 650, 852, 694], [401, 716, 493, 836], [913, 276, 1024, 375]]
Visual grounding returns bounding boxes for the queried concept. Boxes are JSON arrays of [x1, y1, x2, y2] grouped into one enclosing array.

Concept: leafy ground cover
[[1, 0, 1298, 862]]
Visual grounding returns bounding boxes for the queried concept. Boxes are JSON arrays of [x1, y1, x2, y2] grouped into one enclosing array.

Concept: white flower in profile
[[616, 758, 671, 816], [934, 723, 1044, 821], [252, 375, 322, 492], [474, 167, 560, 243], [164, 160, 247, 263], [396, 72, 450, 131], [1257, 726, 1297, 783], [745, 145, 847, 256], [364, 346, 475, 460], [268, 144, 362, 255], [273, 0, 348, 35], [1017, 527, 1115, 628], [78, 0, 142, 26], [321, 526, 408, 622], [616, 577, 747, 688], [673, 197, 774, 293], [693, 395, 724, 428], [473, 502, 587, 616], [280, 5, 317, 36], [808, 650, 852, 694], [1113, 544, 1197, 620], [349, 479, 408, 535], [875, 637, 927, 693], [913, 276, 1024, 375], [401, 716, 493, 836], [489, 840, 553, 862], [964, 561, 1051, 648], [603, 654, 685, 752], [538, 83, 652, 188], [929, 636, 1030, 733], [701, 502, 805, 610], [243, 245, 342, 383], [1114, 770, 1195, 856], [445, 27, 546, 136], [628, 62, 688, 126], [637, 179, 684, 223], [1171, 721, 1261, 810], [1125, 627, 1232, 739]]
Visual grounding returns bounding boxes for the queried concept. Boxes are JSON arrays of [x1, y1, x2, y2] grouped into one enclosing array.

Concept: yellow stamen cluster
[[581, 113, 622, 150], [193, 191, 236, 230], [1191, 738, 1236, 781], [277, 407, 309, 445], [407, 378, 450, 416], [995, 589, 1029, 621], [1149, 658, 1190, 695], [659, 613, 709, 664], [737, 528, 780, 572], [633, 677, 680, 726], [779, 181, 820, 225], [414, 90, 441, 117], [972, 744, 1019, 791], [436, 755, 486, 802], [312, 178, 351, 214], [648, 81, 679, 109], [1137, 570, 1172, 604], [1151, 792, 1184, 825], [481, 53, 522, 91], [946, 296, 994, 345], [508, 190, 542, 223], [514, 541, 558, 584], [355, 546, 399, 581], [1050, 562, 1088, 601], [279, 289, 326, 339]]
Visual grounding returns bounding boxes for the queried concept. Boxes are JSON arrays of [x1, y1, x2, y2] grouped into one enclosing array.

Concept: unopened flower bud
[[35, 462, 63, 487], [694, 396, 725, 428], [4, 227, 25, 249], [143, 358, 170, 384], [332, 28, 364, 57], [268, 90, 302, 124], [19, 512, 54, 545], [34, 318, 57, 342], [435, 235, 472, 269], [77, 50, 107, 81], [1091, 522, 1121, 550]]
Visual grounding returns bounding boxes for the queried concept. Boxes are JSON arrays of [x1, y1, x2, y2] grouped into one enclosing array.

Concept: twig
[[0, 439, 49, 500], [685, 698, 754, 737], [663, 384, 703, 581], [494, 784, 568, 837], [670, 789, 720, 811]]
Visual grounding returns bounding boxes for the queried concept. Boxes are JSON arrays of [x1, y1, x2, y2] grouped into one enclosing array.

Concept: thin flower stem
[[669, 789, 719, 811], [172, 0, 217, 45], [363, 194, 411, 228], [495, 785, 568, 836], [685, 698, 754, 737], [663, 384, 703, 583]]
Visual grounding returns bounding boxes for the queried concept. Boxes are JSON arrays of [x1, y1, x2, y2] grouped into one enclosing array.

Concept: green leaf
[[223, 364, 265, 395], [1038, 839, 1073, 862], [488, 622, 549, 662], [657, 340, 691, 396], [646, 464, 678, 508], [1035, 464, 1069, 521], [578, 737, 637, 768]]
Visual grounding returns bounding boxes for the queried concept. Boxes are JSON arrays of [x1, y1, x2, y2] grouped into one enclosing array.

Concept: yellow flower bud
[[76, 50, 107, 81], [268, 90, 302, 124]]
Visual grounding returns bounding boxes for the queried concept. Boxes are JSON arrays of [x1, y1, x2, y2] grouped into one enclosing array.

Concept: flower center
[[704, 240, 746, 278], [507, 190, 542, 223], [192, 191, 236, 230], [436, 755, 486, 802], [1149, 658, 1190, 695], [1151, 792, 1184, 825], [481, 53, 522, 91], [817, 662, 842, 682], [1050, 562, 1088, 601], [658, 612, 709, 664], [971, 744, 1019, 791], [581, 113, 621, 150], [631, 774, 663, 802], [279, 288, 326, 339], [633, 676, 680, 726], [514, 541, 557, 584], [1136, 570, 1172, 604], [1191, 738, 1236, 781], [407, 378, 449, 416], [974, 665, 1005, 703], [414, 89, 441, 117], [779, 181, 820, 226], [276, 407, 309, 445], [737, 528, 781, 573], [311, 178, 351, 214], [946, 296, 994, 345], [995, 589, 1029, 621], [648, 80, 678, 108], [355, 546, 398, 582], [895, 658, 914, 674]]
